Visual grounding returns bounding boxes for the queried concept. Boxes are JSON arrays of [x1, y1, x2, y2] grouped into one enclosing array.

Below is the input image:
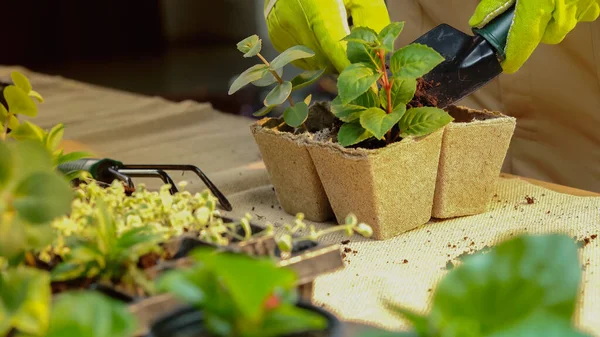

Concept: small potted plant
[[306, 23, 453, 240], [432, 105, 516, 219], [228, 35, 334, 222], [151, 247, 342, 337]]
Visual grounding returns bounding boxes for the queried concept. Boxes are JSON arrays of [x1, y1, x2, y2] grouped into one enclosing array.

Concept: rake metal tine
[[108, 167, 135, 189], [117, 169, 179, 194], [121, 164, 232, 211]]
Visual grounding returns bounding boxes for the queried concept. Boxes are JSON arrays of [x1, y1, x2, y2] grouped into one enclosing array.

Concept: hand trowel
[[411, 5, 516, 108]]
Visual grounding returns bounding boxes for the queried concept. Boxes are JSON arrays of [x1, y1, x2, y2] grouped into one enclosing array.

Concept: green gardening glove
[[469, 0, 600, 74], [264, 0, 391, 74]]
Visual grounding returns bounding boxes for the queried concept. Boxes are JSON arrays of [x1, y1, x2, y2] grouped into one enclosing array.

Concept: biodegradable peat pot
[[251, 118, 334, 222], [308, 129, 444, 240], [432, 105, 516, 219], [148, 302, 343, 337]]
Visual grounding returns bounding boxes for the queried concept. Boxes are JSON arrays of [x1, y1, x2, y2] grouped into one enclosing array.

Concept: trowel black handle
[[58, 158, 123, 181], [472, 5, 516, 60]]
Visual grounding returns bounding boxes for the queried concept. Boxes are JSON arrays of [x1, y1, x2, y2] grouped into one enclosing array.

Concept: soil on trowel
[[408, 78, 439, 109]]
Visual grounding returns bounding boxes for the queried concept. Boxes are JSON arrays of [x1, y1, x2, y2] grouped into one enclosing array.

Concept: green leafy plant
[[51, 200, 163, 296], [0, 267, 136, 337], [332, 23, 454, 147], [358, 234, 590, 337], [0, 71, 91, 168], [0, 140, 73, 266], [158, 248, 328, 337], [228, 34, 327, 128]]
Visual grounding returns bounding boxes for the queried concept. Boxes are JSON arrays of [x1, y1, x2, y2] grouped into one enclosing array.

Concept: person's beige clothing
[[387, 0, 600, 193]]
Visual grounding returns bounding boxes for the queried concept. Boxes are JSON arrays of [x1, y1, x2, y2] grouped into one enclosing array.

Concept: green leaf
[[56, 151, 93, 166], [380, 77, 416, 110], [360, 107, 405, 140], [0, 216, 27, 263], [0, 267, 51, 336], [291, 69, 326, 91], [487, 311, 591, 337], [338, 121, 373, 147], [0, 103, 20, 130], [345, 27, 381, 68], [399, 107, 453, 138], [29, 90, 44, 103], [4, 86, 37, 117], [253, 105, 276, 117], [45, 292, 137, 337], [13, 171, 73, 224], [390, 43, 445, 78], [264, 81, 292, 106], [385, 302, 431, 337], [0, 141, 12, 189], [337, 63, 382, 105], [157, 269, 206, 304], [236, 35, 262, 58], [25, 223, 55, 252], [45, 123, 64, 151], [252, 67, 283, 87], [228, 64, 270, 95], [330, 96, 364, 123], [11, 71, 32, 93], [10, 140, 55, 183], [270, 46, 315, 70], [9, 121, 46, 142], [353, 88, 381, 108], [429, 234, 582, 336], [378, 22, 405, 52], [283, 102, 309, 128], [260, 304, 328, 337]]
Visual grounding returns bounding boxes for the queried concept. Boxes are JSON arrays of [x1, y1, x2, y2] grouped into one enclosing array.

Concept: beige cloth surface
[[2, 66, 600, 335], [387, 0, 600, 193]]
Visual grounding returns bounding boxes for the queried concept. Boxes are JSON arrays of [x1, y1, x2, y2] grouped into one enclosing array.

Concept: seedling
[[228, 35, 327, 129], [158, 248, 328, 337], [332, 22, 454, 147]]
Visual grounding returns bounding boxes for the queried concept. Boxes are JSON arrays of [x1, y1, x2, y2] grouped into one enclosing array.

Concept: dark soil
[[525, 195, 536, 204], [407, 78, 439, 108]]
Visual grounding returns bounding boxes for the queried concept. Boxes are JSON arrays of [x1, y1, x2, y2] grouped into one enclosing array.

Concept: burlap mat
[[2, 66, 598, 336]]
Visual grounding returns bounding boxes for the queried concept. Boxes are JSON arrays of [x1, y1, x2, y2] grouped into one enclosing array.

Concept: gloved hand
[[469, 0, 600, 74], [264, 0, 391, 74]]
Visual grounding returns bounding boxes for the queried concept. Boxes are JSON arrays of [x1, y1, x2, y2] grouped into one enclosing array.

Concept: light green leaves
[[270, 46, 315, 70], [379, 22, 405, 52], [46, 292, 137, 337], [337, 122, 372, 147], [11, 71, 32, 93], [0, 267, 51, 336], [283, 102, 309, 128], [0, 103, 19, 130], [380, 77, 416, 111], [237, 35, 262, 58], [337, 63, 382, 105], [253, 105, 276, 117], [360, 107, 405, 140], [252, 67, 283, 87], [10, 120, 45, 142], [390, 43, 445, 78], [228, 64, 270, 95], [264, 81, 292, 106], [344, 27, 381, 68], [331, 97, 365, 123], [4, 85, 38, 117], [290, 69, 326, 91], [399, 107, 453, 138]]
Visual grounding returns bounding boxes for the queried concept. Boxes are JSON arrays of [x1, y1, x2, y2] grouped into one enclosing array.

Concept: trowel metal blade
[[411, 24, 503, 108]]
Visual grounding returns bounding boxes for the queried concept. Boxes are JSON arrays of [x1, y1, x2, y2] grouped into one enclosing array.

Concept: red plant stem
[[378, 50, 394, 143], [257, 53, 294, 106]]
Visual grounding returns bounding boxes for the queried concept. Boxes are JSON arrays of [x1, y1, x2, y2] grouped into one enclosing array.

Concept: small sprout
[[177, 180, 189, 190], [277, 234, 293, 253], [355, 223, 374, 238], [345, 214, 358, 226]]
